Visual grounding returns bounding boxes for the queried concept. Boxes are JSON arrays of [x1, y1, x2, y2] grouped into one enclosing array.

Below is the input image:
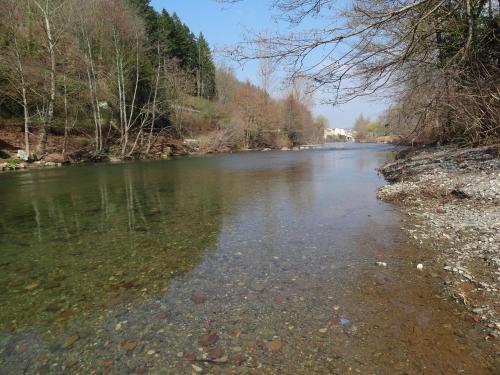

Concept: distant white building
[[324, 127, 355, 141]]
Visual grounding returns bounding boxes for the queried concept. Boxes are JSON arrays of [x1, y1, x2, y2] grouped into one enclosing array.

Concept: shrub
[[5, 157, 20, 165]]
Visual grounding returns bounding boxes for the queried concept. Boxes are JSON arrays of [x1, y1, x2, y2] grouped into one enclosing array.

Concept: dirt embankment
[[0, 125, 193, 171], [378, 146, 500, 338]]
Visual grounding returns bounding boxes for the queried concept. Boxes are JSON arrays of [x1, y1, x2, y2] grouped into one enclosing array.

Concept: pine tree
[[126, 3, 217, 99], [196, 33, 216, 99]]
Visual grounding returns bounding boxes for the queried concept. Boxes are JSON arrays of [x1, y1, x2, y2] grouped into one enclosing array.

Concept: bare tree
[[32, 0, 63, 158], [223, 0, 500, 144], [0, 0, 34, 158], [146, 43, 162, 155], [257, 39, 277, 96]]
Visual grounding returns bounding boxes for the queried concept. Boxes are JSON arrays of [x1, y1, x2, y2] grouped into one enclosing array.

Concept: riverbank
[[0, 125, 319, 172], [0, 125, 182, 169], [378, 145, 499, 339]]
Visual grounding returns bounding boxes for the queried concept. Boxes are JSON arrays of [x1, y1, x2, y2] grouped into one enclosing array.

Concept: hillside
[[0, 0, 323, 164]]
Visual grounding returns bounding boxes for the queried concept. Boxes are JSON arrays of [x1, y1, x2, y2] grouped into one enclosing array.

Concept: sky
[[150, 0, 386, 128]]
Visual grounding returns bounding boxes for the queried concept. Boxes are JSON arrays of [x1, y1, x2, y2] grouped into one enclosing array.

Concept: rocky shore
[[0, 126, 318, 173], [378, 145, 500, 338]]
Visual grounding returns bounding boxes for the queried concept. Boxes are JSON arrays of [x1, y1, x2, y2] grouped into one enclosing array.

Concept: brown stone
[[155, 312, 168, 320], [59, 309, 75, 318], [64, 359, 78, 369], [265, 340, 282, 352], [191, 291, 207, 304], [271, 292, 285, 304], [98, 359, 114, 367], [198, 332, 219, 347], [15, 344, 27, 353], [182, 353, 197, 361], [230, 354, 245, 366], [246, 292, 258, 301], [208, 346, 224, 360], [120, 340, 137, 352], [227, 329, 241, 338]]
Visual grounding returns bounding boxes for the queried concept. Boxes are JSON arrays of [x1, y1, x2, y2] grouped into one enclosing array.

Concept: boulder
[[160, 146, 172, 159], [109, 156, 122, 163], [16, 150, 28, 161]]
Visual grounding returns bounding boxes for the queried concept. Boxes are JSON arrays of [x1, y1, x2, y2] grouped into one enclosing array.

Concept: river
[[0, 144, 494, 373]]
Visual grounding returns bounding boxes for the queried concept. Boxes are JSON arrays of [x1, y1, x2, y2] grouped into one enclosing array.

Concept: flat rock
[[191, 291, 207, 304], [249, 279, 267, 292], [208, 346, 224, 360], [265, 340, 282, 351], [120, 340, 137, 352], [198, 332, 219, 347], [62, 335, 79, 349]]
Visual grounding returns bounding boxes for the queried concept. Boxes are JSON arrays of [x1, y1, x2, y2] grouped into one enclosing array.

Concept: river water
[[0, 144, 495, 374]]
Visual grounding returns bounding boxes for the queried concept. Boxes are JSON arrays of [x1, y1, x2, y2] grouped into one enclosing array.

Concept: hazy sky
[[151, 0, 386, 128]]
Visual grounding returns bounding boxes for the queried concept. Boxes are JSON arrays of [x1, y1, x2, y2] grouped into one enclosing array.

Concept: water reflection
[[0, 153, 315, 334], [0, 163, 220, 333]]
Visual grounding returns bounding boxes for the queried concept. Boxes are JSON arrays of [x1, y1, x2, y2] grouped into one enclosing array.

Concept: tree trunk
[[14, 39, 30, 159], [34, 1, 56, 159], [147, 44, 161, 155], [21, 86, 30, 159], [121, 37, 140, 157], [83, 29, 103, 156], [62, 73, 69, 159]]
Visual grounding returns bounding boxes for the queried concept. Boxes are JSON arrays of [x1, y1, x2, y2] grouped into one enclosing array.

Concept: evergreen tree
[[125, 3, 217, 98], [196, 33, 216, 99], [155, 10, 174, 54]]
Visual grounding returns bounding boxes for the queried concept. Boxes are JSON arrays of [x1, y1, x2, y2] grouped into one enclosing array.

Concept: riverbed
[[0, 144, 496, 373]]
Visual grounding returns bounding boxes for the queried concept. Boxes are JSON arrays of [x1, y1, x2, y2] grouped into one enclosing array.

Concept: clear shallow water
[[0, 144, 495, 374]]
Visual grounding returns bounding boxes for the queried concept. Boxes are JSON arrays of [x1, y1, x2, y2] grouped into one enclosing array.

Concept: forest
[[0, 0, 323, 162]]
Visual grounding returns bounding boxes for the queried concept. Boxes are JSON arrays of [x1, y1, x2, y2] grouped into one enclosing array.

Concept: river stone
[[230, 354, 245, 365], [198, 332, 219, 347], [249, 279, 266, 292], [208, 346, 224, 360], [191, 364, 203, 373], [340, 318, 351, 328], [182, 353, 196, 361], [191, 291, 207, 304], [120, 340, 137, 352], [265, 340, 282, 351], [62, 335, 79, 349]]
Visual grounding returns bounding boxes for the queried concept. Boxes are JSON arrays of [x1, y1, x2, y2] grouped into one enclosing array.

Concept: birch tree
[[32, 0, 63, 158]]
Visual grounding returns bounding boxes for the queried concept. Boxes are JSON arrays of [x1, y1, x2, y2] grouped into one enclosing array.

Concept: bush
[[197, 127, 243, 153], [5, 157, 20, 165]]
